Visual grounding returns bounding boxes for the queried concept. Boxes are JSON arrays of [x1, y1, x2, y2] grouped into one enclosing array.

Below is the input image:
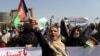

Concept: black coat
[[7, 37, 19, 47], [90, 32, 100, 43], [7, 23, 38, 47], [18, 23, 38, 47], [67, 26, 87, 46], [34, 31, 55, 56], [67, 36, 87, 46], [34, 20, 69, 56]]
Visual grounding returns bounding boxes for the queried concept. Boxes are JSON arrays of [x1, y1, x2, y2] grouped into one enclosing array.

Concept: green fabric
[[85, 41, 94, 48], [13, 14, 20, 26]]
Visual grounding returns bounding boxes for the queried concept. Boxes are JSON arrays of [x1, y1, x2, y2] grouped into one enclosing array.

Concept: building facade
[[0, 12, 11, 31], [0, 12, 10, 22]]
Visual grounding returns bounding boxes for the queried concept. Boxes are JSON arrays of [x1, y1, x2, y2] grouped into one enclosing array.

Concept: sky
[[0, 0, 100, 23]]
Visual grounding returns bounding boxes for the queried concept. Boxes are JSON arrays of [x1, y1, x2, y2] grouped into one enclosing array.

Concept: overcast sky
[[0, 0, 100, 23]]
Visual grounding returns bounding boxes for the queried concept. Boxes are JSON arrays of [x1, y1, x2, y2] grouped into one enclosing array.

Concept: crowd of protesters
[[0, 17, 100, 56]]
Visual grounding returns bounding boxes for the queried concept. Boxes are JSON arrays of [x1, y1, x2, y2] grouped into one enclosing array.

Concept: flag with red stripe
[[14, 0, 28, 26]]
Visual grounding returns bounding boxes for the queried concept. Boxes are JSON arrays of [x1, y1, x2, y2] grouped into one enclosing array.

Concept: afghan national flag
[[14, 0, 28, 26], [85, 38, 97, 48]]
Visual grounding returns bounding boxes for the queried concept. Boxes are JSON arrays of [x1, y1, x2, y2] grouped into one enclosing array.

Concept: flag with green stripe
[[85, 38, 97, 48], [13, 0, 28, 26]]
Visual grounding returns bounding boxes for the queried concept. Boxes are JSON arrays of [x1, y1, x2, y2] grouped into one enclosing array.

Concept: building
[[0, 12, 10, 22], [0, 12, 11, 31]]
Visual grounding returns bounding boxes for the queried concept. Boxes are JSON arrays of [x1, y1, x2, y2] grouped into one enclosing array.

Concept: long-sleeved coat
[[34, 20, 69, 56]]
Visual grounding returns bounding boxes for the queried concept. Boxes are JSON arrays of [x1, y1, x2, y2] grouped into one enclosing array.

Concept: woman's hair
[[50, 25, 59, 31], [18, 23, 38, 46], [89, 23, 96, 30], [50, 23, 60, 29], [70, 26, 82, 37], [22, 23, 33, 33], [54, 23, 60, 28]]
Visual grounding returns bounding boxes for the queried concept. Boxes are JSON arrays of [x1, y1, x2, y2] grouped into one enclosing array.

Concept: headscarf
[[47, 36, 68, 56]]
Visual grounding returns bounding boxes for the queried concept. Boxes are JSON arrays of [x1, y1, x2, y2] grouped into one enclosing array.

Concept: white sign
[[68, 17, 89, 24], [0, 45, 100, 56], [38, 18, 48, 30]]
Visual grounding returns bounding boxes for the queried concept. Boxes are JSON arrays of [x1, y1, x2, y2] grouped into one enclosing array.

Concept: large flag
[[14, 0, 28, 26]]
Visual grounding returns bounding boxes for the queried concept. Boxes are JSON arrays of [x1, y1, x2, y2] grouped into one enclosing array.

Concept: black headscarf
[[22, 23, 34, 34], [18, 23, 37, 46]]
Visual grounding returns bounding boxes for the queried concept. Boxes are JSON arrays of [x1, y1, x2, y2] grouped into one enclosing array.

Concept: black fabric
[[90, 33, 100, 43], [97, 23, 100, 34], [23, 23, 34, 33], [6, 23, 38, 47], [95, 23, 100, 42], [18, 32, 38, 46], [6, 37, 19, 47], [18, 23, 37, 47], [0, 36, 2, 42], [60, 20, 68, 39], [21, 0, 28, 15], [68, 36, 87, 46], [60, 20, 70, 46], [68, 27, 88, 46], [34, 30, 55, 56], [33, 21, 70, 56]]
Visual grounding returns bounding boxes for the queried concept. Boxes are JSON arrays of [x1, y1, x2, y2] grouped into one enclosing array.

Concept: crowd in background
[[0, 17, 100, 56], [0, 17, 100, 48]]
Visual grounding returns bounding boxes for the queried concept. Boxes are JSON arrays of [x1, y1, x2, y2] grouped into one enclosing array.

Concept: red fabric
[[18, 8, 25, 20], [18, 0, 26, 20], [0, 42, 6, 48], [88, 38, 96, 46], [18, 0, 22, 9]]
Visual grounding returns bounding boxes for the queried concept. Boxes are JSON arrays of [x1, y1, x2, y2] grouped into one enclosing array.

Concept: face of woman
[[50, 27, 59, 41], [73, 29, 80, 38]]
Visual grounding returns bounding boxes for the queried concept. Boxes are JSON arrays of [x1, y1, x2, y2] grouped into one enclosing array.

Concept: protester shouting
[[30, 17, 69, 56]]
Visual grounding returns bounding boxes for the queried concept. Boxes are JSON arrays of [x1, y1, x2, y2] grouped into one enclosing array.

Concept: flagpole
[[50, 15, 54, 27], [90, 36, 100, 44]]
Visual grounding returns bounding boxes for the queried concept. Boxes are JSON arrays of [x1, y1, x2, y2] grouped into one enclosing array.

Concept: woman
[[68, 26, 87, 46], [18, 23, 38, 47], [30, 18, 68, 56], [6, 28, 19, 47], [7, 23, 38, 47]]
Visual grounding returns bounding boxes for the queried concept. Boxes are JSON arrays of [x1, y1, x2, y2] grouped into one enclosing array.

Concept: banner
[[0, 47, 41, 56], [68, 17, 89, 24], [0, 45, 100, 56]]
